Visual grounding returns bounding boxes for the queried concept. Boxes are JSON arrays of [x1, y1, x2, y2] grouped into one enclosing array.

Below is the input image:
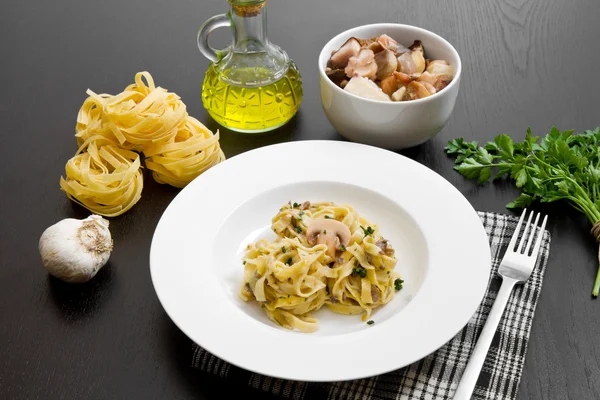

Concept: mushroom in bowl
[[319, 23, 462, 150], [326, 36, 454, 102]]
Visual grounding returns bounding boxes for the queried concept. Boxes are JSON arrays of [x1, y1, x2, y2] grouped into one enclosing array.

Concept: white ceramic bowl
[[319, 23, 462, 150]]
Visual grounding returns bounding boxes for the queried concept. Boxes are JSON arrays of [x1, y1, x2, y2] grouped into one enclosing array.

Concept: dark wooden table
[[2, 0, 600, 398]]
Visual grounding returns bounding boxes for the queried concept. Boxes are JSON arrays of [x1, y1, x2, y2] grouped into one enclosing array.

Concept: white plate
[[150, 141, 491, 382]]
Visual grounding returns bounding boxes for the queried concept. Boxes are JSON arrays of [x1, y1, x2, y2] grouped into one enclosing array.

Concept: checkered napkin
[[191, 211, 551, 400]]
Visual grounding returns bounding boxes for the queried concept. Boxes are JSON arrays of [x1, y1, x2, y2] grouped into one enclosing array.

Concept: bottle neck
[[230, 5, 268, 52]]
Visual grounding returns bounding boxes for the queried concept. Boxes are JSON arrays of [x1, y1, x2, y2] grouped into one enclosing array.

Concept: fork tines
[[509, 209, 548, 257]]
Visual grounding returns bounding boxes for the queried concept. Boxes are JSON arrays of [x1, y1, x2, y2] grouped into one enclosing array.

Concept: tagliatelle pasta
[[63, 71, 225, 215], [240, 202, 402, 333], [60, 137, 143, 217], [87, 72, 186, 148], [144, 116, 226, 188]]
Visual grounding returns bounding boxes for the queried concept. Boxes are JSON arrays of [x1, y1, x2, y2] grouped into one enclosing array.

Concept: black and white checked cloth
[[191, 211, 551, 400]]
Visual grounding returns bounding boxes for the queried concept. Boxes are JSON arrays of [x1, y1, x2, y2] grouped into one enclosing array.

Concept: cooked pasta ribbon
[[241, 202, 401, 332]]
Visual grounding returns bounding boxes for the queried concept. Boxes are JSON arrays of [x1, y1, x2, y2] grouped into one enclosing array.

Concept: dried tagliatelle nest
[[60, 137, 143, 217], [144, 116, 225, 188], [61, 71, 226, 216]]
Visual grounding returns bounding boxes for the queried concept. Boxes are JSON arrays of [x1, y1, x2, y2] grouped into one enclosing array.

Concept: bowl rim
[[318, 23, 462, 105]]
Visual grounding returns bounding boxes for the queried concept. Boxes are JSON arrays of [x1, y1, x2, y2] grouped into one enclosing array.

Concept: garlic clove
[[39, 215, 113, 283]]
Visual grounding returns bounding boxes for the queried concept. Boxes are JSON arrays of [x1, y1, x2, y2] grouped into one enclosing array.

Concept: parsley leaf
[[360, 226, 375, 237], [295, 226, 303, 233], [446, 126, 600, 296], [366, 320, 374, 325], [394, 278, 404, 291], [286, 257, 293, 266], [352, 266, 367, 278], [293, 202, 301, 208], [282, 246, 286, 253]]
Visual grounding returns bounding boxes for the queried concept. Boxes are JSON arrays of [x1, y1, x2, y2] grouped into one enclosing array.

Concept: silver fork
[[453, 209, 548, 400]]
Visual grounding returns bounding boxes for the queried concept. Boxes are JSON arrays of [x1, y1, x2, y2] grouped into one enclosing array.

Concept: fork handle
[[453, 277, 517, 400]]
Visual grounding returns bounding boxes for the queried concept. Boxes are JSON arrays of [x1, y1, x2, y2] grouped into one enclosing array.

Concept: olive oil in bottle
[[202, 63, 302, 133], [198, 0, 303, 133]]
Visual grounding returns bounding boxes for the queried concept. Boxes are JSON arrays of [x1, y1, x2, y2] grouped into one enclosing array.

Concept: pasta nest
[[60, 137, 143, 217], [62, 71, 226, 216]]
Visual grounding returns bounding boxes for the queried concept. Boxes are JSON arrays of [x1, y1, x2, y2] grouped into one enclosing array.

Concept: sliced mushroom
[[380, 70, 421, 96], [301, 201, 311, 210], [397, 52, 416, 74], [404, 81, 433, 100], [397, 50, 426, 75], [412, 53, 426, 73], [344, 75, 391, 102], [427, 60, 452, 73], [433, 76, 451, 91], [394, 71, 417, 84], [345, 49, 377, 79], [379, 74, 399, 96], [417, 71, 436, 86], [395, 43, 411, 55], [330, 37, 362, 68], [377, 34, 399, 53], [425, 60, 453, 91], [391, 86, 406, 101], [363, 38, 384, 53], [408, 40, 424, 53], [375, 49, 398, 80], [375, 239, 396, 256], [326, 67, 347, 86], [422, 81, 437, 94], [418, 71, 450, 91], [306, 219, 351, 258]]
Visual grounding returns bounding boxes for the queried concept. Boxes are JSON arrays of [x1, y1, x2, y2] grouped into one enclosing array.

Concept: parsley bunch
[[446, 127, 600, 296]]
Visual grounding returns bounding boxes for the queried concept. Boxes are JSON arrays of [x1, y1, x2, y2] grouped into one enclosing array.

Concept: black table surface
[[2, 0, 600, 399]]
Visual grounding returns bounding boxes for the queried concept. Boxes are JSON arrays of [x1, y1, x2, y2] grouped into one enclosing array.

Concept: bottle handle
[[197, 14, 231, 62]]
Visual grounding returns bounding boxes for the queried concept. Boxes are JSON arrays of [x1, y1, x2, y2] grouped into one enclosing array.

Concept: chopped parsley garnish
[[352, 266, 367, 278], [394, 278, 404, 291], [245, 282, 250, 289], [282, 246, 287, 253], [295, 226, 302, 233], [286, 257, 293, 265], [366, 320, 374, 325], [360, 225, 375, 237], [243, 261, 246, 265], [293, 202, 301, 208], [340, 244, 346, 251], [298, 211, 304, 217], [323, 229, 327, 234], [324, 215, 331, 219]]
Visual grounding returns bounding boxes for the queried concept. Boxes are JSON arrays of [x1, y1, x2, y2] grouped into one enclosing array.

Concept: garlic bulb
[[39, 215, 113, 283]]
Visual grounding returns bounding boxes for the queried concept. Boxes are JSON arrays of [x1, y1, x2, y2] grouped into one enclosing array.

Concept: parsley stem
[[593, 264, 600, 297]]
